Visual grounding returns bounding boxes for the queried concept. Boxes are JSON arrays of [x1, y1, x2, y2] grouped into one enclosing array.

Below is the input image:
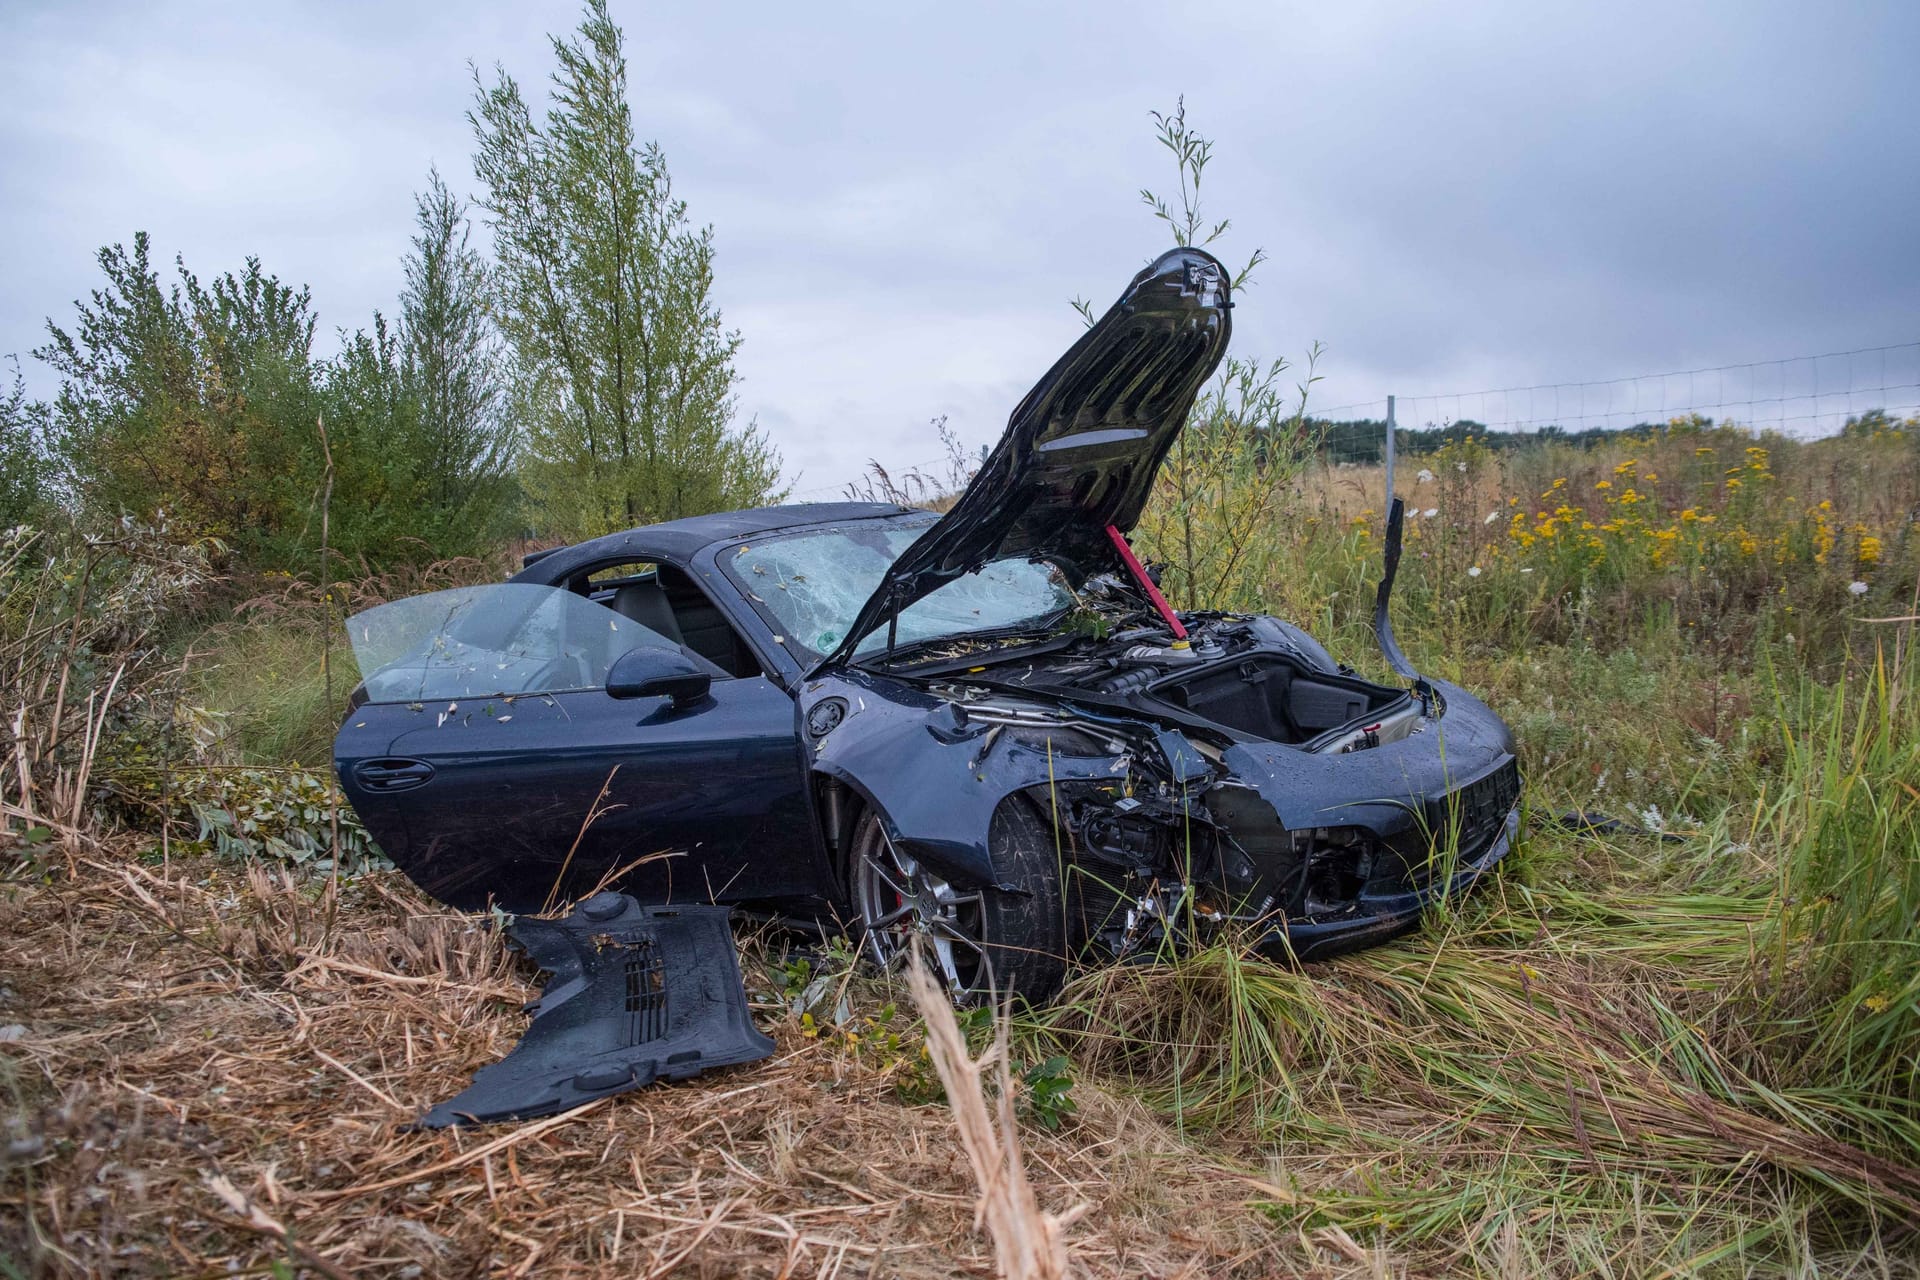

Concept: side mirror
[[606, 646, 712, 708]]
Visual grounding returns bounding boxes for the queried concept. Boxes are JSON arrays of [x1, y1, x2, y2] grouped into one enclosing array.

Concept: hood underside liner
[[817, 246, 1234, 670]]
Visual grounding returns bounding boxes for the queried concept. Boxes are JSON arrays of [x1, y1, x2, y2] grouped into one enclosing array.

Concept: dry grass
[[0, 847, 1377, 1278], [905, 957, 1077, 1280]]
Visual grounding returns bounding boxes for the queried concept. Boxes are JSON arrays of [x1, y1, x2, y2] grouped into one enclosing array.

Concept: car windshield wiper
[[874, 632, 1080, 677], [853, 611, 1074, 671]]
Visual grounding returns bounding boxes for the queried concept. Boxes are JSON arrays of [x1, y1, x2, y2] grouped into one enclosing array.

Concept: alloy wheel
[[851, 816, 991, 1000]]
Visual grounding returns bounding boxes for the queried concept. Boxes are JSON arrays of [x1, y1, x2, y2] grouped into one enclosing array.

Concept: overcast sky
[[4, 1, 1917, 494]]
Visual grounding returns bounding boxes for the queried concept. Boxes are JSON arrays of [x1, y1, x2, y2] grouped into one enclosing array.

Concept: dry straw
[[904, 955, 1084, 1279]]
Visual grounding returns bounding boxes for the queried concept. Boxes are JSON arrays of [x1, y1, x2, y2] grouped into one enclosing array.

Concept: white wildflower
[[1849, 580, 1869, 595], [1455, 461, 1468, 472], [1639, 803, 1666, 832], [1416, 468, 1435, 483], [1467, 566, 1482, 578]]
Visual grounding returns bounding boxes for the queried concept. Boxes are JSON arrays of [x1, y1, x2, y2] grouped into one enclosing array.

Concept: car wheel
[[849, 798, 1068, 1004]]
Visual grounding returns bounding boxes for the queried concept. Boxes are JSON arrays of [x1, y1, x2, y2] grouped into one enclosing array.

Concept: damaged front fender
[[801, 668, 1138, 890]]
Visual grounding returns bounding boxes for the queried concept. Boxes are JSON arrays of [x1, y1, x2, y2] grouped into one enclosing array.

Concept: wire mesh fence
[[1315, 341, 1920, 436], [786, 340, 1920, 499]]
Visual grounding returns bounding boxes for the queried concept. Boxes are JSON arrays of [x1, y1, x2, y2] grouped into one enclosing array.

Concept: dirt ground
[[0, 847, 1358, 1279]]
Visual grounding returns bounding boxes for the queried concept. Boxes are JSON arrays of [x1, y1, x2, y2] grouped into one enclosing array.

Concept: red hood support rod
[[1104, 524, 1188, 646]]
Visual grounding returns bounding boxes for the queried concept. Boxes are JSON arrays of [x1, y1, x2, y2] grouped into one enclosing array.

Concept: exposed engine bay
[[906, 612, 1426, 754]]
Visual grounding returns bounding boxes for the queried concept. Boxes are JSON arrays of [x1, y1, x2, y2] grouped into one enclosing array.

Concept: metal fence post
[[1384, 395, 1397, 511]]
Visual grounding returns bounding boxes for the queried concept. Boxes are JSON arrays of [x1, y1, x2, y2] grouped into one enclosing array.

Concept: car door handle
[[356, 758, 436, 792]]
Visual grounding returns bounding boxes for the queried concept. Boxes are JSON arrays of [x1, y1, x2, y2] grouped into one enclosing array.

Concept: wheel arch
[[802, 670, 1128, 894], [808, 744, 1116, 895], [809, 758, 1006, 891]]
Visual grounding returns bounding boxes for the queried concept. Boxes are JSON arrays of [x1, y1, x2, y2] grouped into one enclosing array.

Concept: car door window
[[347, 583, 679, 704], [568, 560, 766, 679]]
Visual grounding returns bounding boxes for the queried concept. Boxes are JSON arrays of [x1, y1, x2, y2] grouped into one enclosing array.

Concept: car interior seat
[[611, 579, 685, 645], [607, 571, 762, 679], [657, 566, 763, 678]]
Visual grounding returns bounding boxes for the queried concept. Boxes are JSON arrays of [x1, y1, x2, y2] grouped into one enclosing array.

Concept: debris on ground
[[0, 849, 1290, 1277], [422, 894, 774, 1128]]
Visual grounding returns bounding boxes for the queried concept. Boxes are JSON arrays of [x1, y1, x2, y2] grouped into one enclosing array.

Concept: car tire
[[849, 796, 1069, 1005]]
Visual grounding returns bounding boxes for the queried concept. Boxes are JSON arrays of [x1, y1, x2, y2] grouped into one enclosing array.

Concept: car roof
[[511, 501, 919, 584]]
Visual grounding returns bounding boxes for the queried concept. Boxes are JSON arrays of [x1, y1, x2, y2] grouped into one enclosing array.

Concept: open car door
[[333, 583, 812, 912]]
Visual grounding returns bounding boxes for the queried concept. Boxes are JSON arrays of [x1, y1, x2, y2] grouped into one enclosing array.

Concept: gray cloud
[[3, 0, 1915, 489]]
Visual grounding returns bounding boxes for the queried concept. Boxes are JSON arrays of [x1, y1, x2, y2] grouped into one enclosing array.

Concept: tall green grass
[[1746, 648, 1920, 1160], [188, 622, 357, 767], [1010, 642, 1920, 1272]]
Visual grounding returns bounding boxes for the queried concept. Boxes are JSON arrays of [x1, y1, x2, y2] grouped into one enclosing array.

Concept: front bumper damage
[[804, 495, 1521, 963], [1026, 681, 1520, 963], [1280, 805, 1519, 958], [1204, 673, 1521, 960], [1221, 734, 1522, 961], [805, 667, 1521, 963]]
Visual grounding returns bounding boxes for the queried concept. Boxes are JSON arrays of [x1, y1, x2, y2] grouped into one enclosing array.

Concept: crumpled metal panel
[[420, 895, 774, 1128], [803, 666, 1131, 889]]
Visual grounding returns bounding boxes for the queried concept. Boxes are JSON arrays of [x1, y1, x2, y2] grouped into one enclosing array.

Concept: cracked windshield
[[729, 523, 1074, 658]]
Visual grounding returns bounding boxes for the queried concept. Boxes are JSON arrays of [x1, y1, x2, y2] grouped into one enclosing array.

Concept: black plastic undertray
[[420, 894, 775, 1128]]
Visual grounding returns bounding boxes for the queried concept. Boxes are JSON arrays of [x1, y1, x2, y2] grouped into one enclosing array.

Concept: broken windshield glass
[[726, 522, 1075, 659], [346, 584, 677, 703]]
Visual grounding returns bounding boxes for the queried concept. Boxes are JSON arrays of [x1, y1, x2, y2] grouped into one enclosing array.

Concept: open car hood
[[820, 246, 1233, 668]]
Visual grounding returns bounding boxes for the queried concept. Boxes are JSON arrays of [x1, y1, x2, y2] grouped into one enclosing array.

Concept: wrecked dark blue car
[[335, 247, 1520, 1002]]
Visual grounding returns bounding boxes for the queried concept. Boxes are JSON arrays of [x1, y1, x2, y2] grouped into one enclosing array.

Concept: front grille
[[1429, 758, 1520, 860]]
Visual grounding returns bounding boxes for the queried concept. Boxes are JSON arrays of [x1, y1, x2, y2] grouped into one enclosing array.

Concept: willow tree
[[398, 168, 517, 550], [320, 169, 518, 561], [0, 360, 51, 528], [470, 0, 782, 538], [1120, 100, 1324, 612]]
